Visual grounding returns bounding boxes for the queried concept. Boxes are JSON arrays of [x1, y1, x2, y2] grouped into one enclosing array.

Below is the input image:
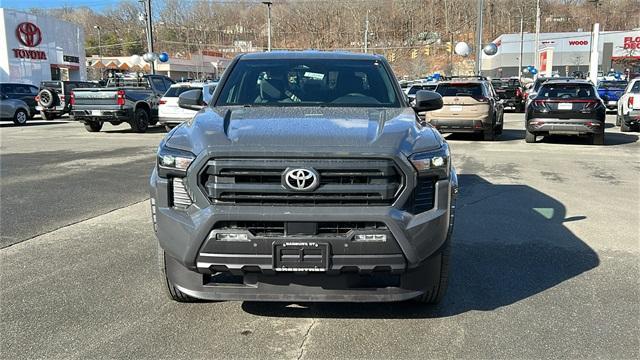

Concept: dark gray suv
[[150, 51, 458, 303]]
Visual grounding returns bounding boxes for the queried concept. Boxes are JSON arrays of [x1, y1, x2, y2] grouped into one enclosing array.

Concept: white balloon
[[454, 42, 472, 57], [130, 54, 142, 65]]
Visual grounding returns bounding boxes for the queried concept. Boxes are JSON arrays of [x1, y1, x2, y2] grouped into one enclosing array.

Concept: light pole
[[262, 1, 272, 51], [534, 0, 541, 75], [140, 0, 155, 74], [364, 10, 369, 53], [518, 14, 524, 80], [474, 0, 484, 76], [93, 25, 102, 65]]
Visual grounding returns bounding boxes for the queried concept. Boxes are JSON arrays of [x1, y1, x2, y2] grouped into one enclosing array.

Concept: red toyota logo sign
[[16, 22, 42, 47]]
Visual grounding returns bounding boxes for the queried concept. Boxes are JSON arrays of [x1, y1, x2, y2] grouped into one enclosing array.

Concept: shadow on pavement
[[539, 132, 638, 146], [242, 174, 599, 318], [445, 129, 524, 142], [0, 121, 70, 128]]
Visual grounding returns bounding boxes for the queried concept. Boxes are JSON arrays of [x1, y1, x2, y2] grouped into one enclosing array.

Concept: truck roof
[[239, 50, 384, 61]]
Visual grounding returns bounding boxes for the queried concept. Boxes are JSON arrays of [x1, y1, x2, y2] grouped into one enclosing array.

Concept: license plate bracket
[[273, 241, 329, 272]]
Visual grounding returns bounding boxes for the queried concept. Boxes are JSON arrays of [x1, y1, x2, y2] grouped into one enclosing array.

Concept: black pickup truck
[[70, 74, 174, 132], [491, 78, 525, 112]]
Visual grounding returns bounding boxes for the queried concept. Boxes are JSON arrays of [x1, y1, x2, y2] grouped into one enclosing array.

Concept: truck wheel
[[41, 111, 55, 120], [84, 121, 103, 132], [620, 121, 631, 132], [407, 237, 452, 305], [496, 120, 504, 135], [482, 127, 495, 141], [525, 130, 536, 143], [130, 108, 149, 133], [157, 244, 197, 302], [13, 109, 28, 125], [590, 133, 604, 145]]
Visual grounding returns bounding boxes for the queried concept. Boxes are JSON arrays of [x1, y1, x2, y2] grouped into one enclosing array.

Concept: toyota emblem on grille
[[283, 168, 319, 191]]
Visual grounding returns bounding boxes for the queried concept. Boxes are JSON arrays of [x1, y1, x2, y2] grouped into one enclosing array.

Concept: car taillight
[[532, 100, 548, 111], [117, 90, 125, 106], [515, 88, 522, 97], [159, 99, 167, 105], [583, 100, 598, 110], [60, 95, 65, 102], [630, 96, 634, 108], [69, 91, 75, 105], [35, 95, 40, 102]]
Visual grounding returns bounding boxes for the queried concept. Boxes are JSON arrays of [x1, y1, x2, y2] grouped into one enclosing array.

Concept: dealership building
[[481, 29, 640, 78], [0, 8, 86, 85]]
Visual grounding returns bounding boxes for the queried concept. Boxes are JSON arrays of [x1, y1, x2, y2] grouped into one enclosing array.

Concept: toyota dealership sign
[[0, 8, 86, 84], [12, 22, 48, 60]]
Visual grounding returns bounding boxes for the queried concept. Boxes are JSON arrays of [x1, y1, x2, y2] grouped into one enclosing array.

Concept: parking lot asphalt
[[1, 114, 639, 359]]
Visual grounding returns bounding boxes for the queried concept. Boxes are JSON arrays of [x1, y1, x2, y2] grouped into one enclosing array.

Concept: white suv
[[158, 82, 217, 130]]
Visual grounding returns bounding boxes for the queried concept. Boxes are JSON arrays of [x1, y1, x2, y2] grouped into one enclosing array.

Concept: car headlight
[[409, 144, 450, 179], [157, 143, 195, 177]]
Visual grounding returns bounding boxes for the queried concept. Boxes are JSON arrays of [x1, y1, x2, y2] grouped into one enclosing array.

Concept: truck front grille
[[201, 158, 403, 206]]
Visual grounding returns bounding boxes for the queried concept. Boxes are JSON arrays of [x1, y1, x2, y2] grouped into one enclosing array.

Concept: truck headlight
[[409, 144, 450, 179], [157, 143, 195, 177]]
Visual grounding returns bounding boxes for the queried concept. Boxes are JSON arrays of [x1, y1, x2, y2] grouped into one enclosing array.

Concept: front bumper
[[526, 117, 604, 135], [151, 162, 456, 302]]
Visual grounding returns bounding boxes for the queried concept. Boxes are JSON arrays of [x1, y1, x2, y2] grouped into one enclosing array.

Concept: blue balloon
[[159, 52, 169, 62], [530, 68, 538, 75], [527, 65, 534, 71]]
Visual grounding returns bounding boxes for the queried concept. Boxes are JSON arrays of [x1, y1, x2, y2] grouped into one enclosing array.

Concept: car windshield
[[537, 83, 596, 99], [435, 83, 483, 97], [598, 81, 627, 89], [216, 58, 400, 107], [631, 81, 640, 93], [165, 86, 200, 97]]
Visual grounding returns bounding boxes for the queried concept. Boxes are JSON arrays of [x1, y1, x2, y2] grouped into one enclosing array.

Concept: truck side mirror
[[178, 89, 205, 111], [412, 90, 443, 112]]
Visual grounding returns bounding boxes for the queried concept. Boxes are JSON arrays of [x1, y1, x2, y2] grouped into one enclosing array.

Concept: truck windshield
[[216, 59, 400, 107]]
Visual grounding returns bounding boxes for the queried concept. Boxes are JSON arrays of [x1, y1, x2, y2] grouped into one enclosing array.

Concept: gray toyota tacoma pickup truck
[[150, 51, 458, 303]]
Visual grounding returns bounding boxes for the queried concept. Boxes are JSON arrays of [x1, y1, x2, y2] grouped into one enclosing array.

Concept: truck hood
[[165, 107, 443, 156]]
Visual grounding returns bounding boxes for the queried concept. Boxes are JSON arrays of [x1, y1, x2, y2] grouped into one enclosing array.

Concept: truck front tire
[[157, 245, 197, 302], [406, 237, 452, 305], [130, 108, 150, 133]]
